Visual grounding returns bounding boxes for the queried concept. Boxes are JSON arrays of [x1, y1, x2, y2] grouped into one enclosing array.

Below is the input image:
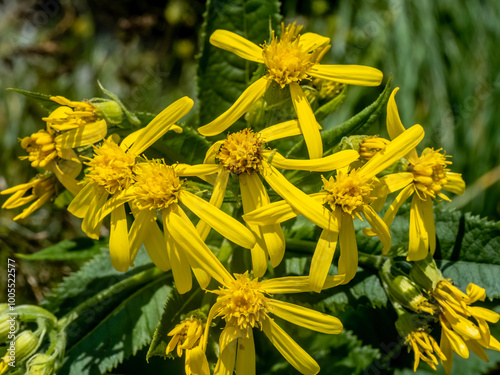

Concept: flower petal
[[242, 199, 300, 225], [262, 317, 320, 375], [189, 347, 210, 375], [267, 149, 359, 171], [93, 191, 132, 224], [470, 306, 500, 323], [465, 339, 489, 362], [444, 172, 466, 195], [262, 164, 337, 231], [215, 327, 238, 375], [176, 163, 221, 177], [67, 181, 97, 218], [381, 184, 414, 229], [164, 219, 193, 294], [420, 197, 436, 255], [198, 78, 270, 136], [408, 195, 429, 261], [124, 96, 193, 154], [290, 82, 323, 159], [299, 33, 330, 52], [338, 213, 358, 284], [163, 205, 233, 287], [261, 275, 344, 294], [53, 161, 82, 196], [55, 119, 107, 148], [386, 88, 418, 159], [379, 172, 414, 193], [309, 228, 339, 293], [442, 323, 469, 359], [109, 205, 130, 272], [180, 190, 256, 249], [235, 330, 255, 375], [362, 205, 391, 254], [360, 125, 425, 181], [203, 140, 225, 164], [81, 188, 108, 239], [439, 330, 454, 375], [259, 120, 302, 142], [268, 299, 343, 334], [466, 283, 486, 304], [210, 29, 263, 63], [309, 64, 383, 86]]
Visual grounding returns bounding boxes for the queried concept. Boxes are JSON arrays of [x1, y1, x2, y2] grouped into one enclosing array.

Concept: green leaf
[[98, 81, 140, 126], [60, 273, 171, 375], [146, 287, 203, 361], [314, 86, 347, 122], [8, 88, 60, 113], [197, 0, 281, 127], [15, 238, 106, 261]]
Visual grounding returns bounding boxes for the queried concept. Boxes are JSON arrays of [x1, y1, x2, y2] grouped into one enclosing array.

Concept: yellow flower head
[[84, 138, 137, 195], [322, 169, 376, 218], [213, 272, 270, 337], [262, 23, 328, 87], [408, 148, 452, 201], [20, 129, 58, 168], [43, 96, 98, 131], [131, 160, 182, 211], [358, 136, 390, 161], [1, 174, 57, 221], [406, 329, 446, 371], [216, 129, 264, 175]]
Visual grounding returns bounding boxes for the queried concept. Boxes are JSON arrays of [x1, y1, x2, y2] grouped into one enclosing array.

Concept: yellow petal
[[164, 223, 193, 294], [262, 317, 320, 375], [81, 188, 108, 239], [309, 64, 383, 86], [94, 191, 132, 224], [268, 299, 343, 334], [109, 205, 130, 272], [163, 206, 233, 287], [362, 205, 391, 254], [13, 192, 52, 221], [203, 140, 225, 164], [444, 172, 466, 195], [210, 29, 263, 63], [378, 172, 414, 194], [215, 326, 238, 375], [470, 306, 500, 324], [242, 199, 301, 225], [420, 197, 436, 255], [338, 213, 358, 284], [129, 208, 155, 261], [53, 161, 82, 196], [180, 190, 256, 249], [188, 347, 210, 375], [259, 223, 285, 268], [193, 266, 211, 289], [125, 96, 194, 154], [361, 125, 425, 181], [261, 275, 344, 294], [259, 120, 302, 142], [309, 228, 339, 293], [67, 181, 98, 218], [198, 78, 270, 136], [262, 164, 337, 231], [176, 163, 221, 177], [299, 33, 330, 52], [381, 184, 414, 229], [440, 330, 454, 375], [408, 196, 429, 261], [267, 149, 359, 171], [196, 170, 229, 241], [290, 82, 323, 159], [466, 283, 486, 304], [464, 339, 489, 362], [442, 324, 469, 358], [55, 119, 107, 148], [235, 330, 255, 375]]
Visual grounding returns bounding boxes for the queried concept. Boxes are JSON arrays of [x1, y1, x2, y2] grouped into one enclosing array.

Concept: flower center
[[131, 160, 181, 210], [20, 130, 58, 168], [262, 23, 325, 87], [216, 129, 264, 175], [85, 139, 136, 194], [44, 97, 97, 131], [322, 169, 375, 217], [214, 273, 270, 336], [359, 136, 390, 160], [408, 148, 451, 199]]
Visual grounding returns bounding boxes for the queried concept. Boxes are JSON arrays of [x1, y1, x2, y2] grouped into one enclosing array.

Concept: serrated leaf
[[146, 287, 203, 361], [15, 238, 106, 261], [197, 0, 281, 127], [60, 274, 171, 375], [8, 88, 59, 113]]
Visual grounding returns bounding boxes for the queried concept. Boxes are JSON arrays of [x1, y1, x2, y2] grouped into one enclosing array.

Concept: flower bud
[[13, 330, 39, 363], [387, 275, 430, 313], [26, 353, 55, 375], [93, 99, 124, 125], [410, 255, 443, 291], [0, 314, 18, 344]]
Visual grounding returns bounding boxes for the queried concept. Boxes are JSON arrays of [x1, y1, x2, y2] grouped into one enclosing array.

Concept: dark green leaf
[[15, 238, 106, 261], [314, 86, 347, 122], [8, 88, 59, 113]]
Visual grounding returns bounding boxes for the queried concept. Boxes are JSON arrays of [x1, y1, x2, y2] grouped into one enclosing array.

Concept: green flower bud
[[13, 330, 39, 363], [93, 99, 124, 125], [387, 275, 431, 313], [410, 255, 443, 291], [0, 314, 18, 344], [27, 354, 55, 375]]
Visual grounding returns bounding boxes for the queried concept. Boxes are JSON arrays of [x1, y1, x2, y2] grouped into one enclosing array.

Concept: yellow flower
[[243, 125, 425, 291], [202, 272, 344, 375], [166, 318, 209, 375], [67, 97, 193, 272], [43, 96, 102, 131], [178, 120, 359, 278], [198, 23, 383, 159], [430, 279, 500, 375], [365, 88, 466, 261], [1, 173, 57, 220], [406, 329, 446, 371], [92, 158, 256, 293]]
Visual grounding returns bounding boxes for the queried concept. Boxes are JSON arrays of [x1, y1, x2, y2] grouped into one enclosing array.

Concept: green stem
[[57, 267, 165, 329]]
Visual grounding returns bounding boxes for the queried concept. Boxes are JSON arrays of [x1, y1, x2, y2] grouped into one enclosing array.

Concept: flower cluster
[[2, 21, 496, 375]]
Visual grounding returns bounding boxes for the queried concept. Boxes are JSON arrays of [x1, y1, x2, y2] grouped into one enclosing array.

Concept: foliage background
[[0, 0, 499, 374]]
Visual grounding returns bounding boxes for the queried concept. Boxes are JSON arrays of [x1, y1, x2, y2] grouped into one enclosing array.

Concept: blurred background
[[0, 0, 499, 340]]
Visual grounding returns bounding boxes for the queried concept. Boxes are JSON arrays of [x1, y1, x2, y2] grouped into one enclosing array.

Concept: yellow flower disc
[[216, 129, 264, 175], [131, 160, 181, 210], [322, 169, 375, 218], [408, 148, 451, 200], [20, 129, 58, 168], [85, 139, 136, 194]]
